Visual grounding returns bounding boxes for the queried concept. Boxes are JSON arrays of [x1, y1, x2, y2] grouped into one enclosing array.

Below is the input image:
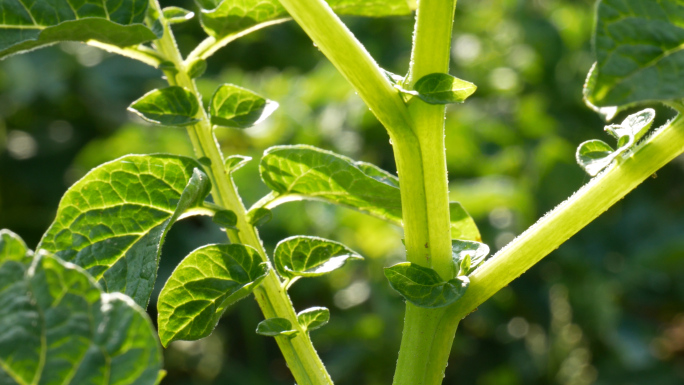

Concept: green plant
[[1, 0, 683, 384]]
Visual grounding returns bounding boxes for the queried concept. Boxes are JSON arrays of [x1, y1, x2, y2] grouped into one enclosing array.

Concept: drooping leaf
[[452, 240, 490, 275], [163, 6, 195, 24], [586, 0, 684, 107], [0, 230, 163, 385], [297, 307, 330, 332], [196, 0, 416, 39], [384, 262, 469, 308], [256, 318, 298, 337], [576, 139, 616, 176], [398, 73, 477, 104], [259, 145, 480, 240], [274, 236, 362, 282], [129, 87, 201, 127], [38, 155, 211, 307], [0, 0, 157, 60], [157, 244, 269, 347], [209, 84, 279, 129]]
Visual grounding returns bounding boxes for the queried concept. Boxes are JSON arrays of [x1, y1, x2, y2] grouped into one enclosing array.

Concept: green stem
[[448, 115, 684, 320], [149, 2, 332, 384]]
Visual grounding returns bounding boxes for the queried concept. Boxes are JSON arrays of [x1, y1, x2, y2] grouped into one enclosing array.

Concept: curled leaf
[[384, 262, 469, 308], [129, 87, 201, 127], [256, 318, 298, 337], [274, 236, 362, 281], [297, 307, 330, 332]]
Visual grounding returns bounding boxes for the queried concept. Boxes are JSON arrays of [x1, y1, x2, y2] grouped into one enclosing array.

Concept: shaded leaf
[[0, 0, 157, 60], [256, 318, 298, 337], [187, 58, 207, 79], [259, 145, 480, 240], [38, 155, 211, 307], [452, 240, 490, 275], [274, 236, 362, 281], [0, 230, 162, 385], [129, 87, 201, 127], [212, 210, 238, 229], [576, 139, 616, 176], [157, 244, 268, 347], [384, 262, 470, 308], [249, 207, 273, 226], [297, 307, 330, 332], [163, 6, 195, 24], [401, 73, 477, 104], [209, 84, 278, 129]]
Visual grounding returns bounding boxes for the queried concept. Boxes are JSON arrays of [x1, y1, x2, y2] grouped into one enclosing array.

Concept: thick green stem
[[149, 2, 332, 384]]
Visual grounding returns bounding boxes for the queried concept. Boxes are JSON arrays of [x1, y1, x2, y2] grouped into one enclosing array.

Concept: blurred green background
[[1, 0, 684, 384]]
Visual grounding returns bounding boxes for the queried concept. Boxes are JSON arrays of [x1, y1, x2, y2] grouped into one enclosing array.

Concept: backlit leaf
[[256, 318, 298, 337], [384, 262, 469, 308], [576, 139, 616, 176], [297, 307, 330, 332], [163, 6, 195, 24], [38, 155, 211, 307], [452, 240, 490, 275], [405, 73, 477, 104], [209, 84, 278, 129], [129, 87, 201, 127], [157, 244, 269, 347], [274, 236, 362, 281]]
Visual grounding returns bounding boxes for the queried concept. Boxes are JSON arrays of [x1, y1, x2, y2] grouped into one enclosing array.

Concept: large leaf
[[274, 236, 362, 281], [129, 87, 201, 127], [209, 84, 279, 128], [157, 244, 269, 347], [0, 230, 162, 385], [38, 154, 211, 307], [196, 0, 415, 39], [586, 0, 684, 107], [0, 0, 157, 60], [259, 145, 480, 240], [384, 262, 469, 308]]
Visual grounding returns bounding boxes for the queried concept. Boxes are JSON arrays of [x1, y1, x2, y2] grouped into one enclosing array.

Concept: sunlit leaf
[[209, 84, 278, 129], [129, 87, 201, 127], [256, 318, 298, 337], [576, 139, 616, 176], [157, 244, 269, 347], [274, 236, 362, 281], [225, 155, 252, 172], [384, 262, 469, 308], [163, 6, 195, 24], [399, 73, 477, 104], [38, 155, 211, 307], [297, 307, 330, 332], [187, 58, 207, 78], [452, 240, 490, 275], [0, 230, 163, 385]]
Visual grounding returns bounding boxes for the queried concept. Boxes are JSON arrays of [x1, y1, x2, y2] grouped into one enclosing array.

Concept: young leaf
[[187, 58, 208, 79], [452, 240, 490, 275], [586, 0, 684, 107], [384, 262, 470, 308], [212, 209, 238, 229], [400, 73, 477, 105], [163, 6, 195, 24], [605, 108, 655, 147], [297, 307, 330, 332], [259, 145, 481, 241], [576, 139, 616, 177], [225, 154, 252, 172], [249, 207, 273, 226], [274, 236, 362, 280], [0, 0, 157, 60], [0, 231, 162, 385], [157, 244, 269, 347], [129, 87, 201, 126], [209, 84, 279, 129], [38, 155, 211, 307], [256, 318, 298, 337]]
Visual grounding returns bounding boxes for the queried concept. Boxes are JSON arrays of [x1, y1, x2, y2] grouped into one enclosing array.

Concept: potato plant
[[1, 0, 683, 384]]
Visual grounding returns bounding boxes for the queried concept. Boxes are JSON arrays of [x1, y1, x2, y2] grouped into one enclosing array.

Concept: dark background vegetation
[[1, 0, 683, 384]]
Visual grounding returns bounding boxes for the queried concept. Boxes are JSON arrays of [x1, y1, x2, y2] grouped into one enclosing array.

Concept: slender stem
[[448, 115, 684, 320], [148, 1, 332, 384]]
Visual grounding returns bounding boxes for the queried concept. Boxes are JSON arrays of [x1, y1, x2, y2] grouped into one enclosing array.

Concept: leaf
[[256, 318, 298, 337], [384, 262, 469, 308], [157, 244, 269, 347], [576, 139, 616, 177], [209, 84, 279, 129], [163, 6, 195, 24], [0, 0, 158, 60], [225, 154, 252, 172], [212, 210, 238, 229], [259, 145, 480, 241], [187, 58, 208, 79], [197, 0, 416, 39], [297, 307, 330, 332], [587, 0, 684, 107], [0, 230, 162, 385], [129, 87, 201, 127], [605, 108, 655, 147], [406, 73, 477, 105], [451, 240, 490, 275], [249, 207, 273, 226], [38, 154, 211, 307], [274, 236, 362, 281]]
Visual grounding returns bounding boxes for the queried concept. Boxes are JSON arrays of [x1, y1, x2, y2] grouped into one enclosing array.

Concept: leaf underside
[[384, 262, 469, 308], [412, 73, 477, 104], [129, 87, 201, 127], [256, 318, 298, 337], [297, 307, 330, 331], [274, 236, 362, 280], [38, 154, 211, 308]]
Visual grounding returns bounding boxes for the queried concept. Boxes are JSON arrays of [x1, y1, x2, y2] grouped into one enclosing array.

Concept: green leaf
[[605, 108, 655, 147], [163, 6, 195, 24], [406, 73, 477, 105], [209, 84, 279, 129], [256, 318, 298, 337], [0, 230, 162, 385], [157, 244, 269, 347], [249, 207, 273, 226], [384, 262, 470, 308], [225, 155, 252, 172], [129, 87, 201, 127], [587, 0, 684, 107], [576, 139, 616, 177], [38, 154, 211, 307], [212, 209, 238, 229], [0, 0, 157, 60], [452, 240, 490, 276], [196, 0, 415, 39], [259, 145, 480, 241], [187, 58, 208, 79], [274, 236, 362, 281], [297, 307, 330, 332]]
